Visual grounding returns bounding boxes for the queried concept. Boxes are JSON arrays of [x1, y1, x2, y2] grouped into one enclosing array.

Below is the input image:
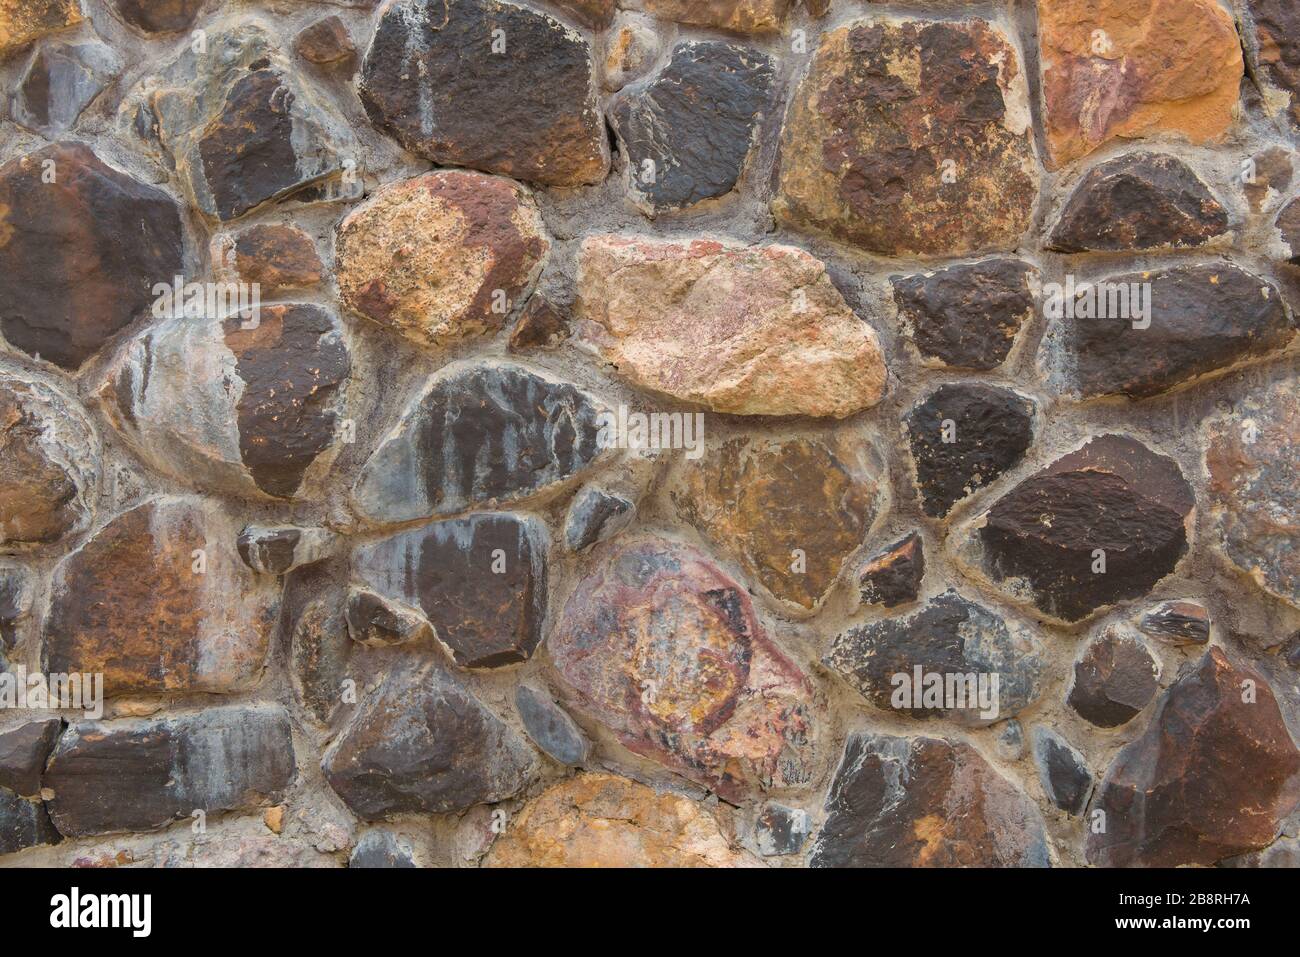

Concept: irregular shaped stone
[[112, 0, 201, 34], [353, 512, 548, 668], [13, 40, 121, 134], [486, 773, 755, 867], [551, 0, 614, 29], [322, 661, 535, 819], [213, 224, 324, 293], [610, 42, 773, 215], [295, 16, 355, 65], [857, 532, 924, 608], [336, 171, 547, 353], [602, 15, 660, 91], [0, 142, 184, 370], [508, 294, 569, 352], [973, 435, 1195, 622], [1038, 0, 1243, 169], [1032, 727, 1092, 816], [349, 831, 417, 868], [905, 384, 1035, 518], [284, 584, 352, 726], [756, 803, 809, 857], [775, 17, 1037, 257], [0, 564, 29, 650], [0, 375, 98, 549], [360, 0, 608, 187], [577, 236, 886, 418], [0, 719, 61, 797], [0, 0, 81, 58], [892, 260, 1037, 371], [102, 303, 351, 500], [1221, 836, 1300, 868], [1087, 648, 1300, 867], [352, 362, 610, 525], [1204, 376, 1300, 608], [1139, 599, 1211, 645], [1245, 147, 1293, 214], [1277, 196, 1300, 263], [811, 733, 1050, 867], [642, 0, 790, 35], [1049, 153, 1229, 252], [825, 591, 1044, 725], [670, 429, 886, 610], [44, 706, 296, 837], [995, 719, 1025, 762], [515, 682, 590, 767], [1245, 0, 1300, 130], [1068, 628, 1161, 728], [237, 525, 337, 576], [43, 498, 280, 696], [345, 588, 434, 648], [551, 538, 816, 801], [564, 486, 635, 552], [0, 788, 59, 854]]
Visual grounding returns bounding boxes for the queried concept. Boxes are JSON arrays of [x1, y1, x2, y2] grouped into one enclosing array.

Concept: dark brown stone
[[642, 0, 791, 34], [220, 224, 324, 293], [295, 16, 356, 65], [112, 0, 202, 34], [1247, 0, 1300, 129], [345, 588, 434, 648], [0, 565, 29, 651], [1277, 196, 1300, 264], [563, 486, 634, 552], [1139, 600, 1211, 645], [0, 719, 62, 797], [1067, 628, 1160, 728], [0, 789, 59, 854], [281, 564, 353, 726], [508, 295, 569, 352], [857, 532, 924, 608], [549, 0, 614, 28], [1245, 147, 1293, 213], [1032, 727, 1092, 816]]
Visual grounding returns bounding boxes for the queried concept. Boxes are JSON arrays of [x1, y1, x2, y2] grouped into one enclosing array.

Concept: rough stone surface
[[0, 0, 81, 58], [564, 486, 635, 552], [755, 803, 809, 857], [856, 532, 924, 608], [237, 525, 336, 576], [0, 719, 61, 797], [0, 565, 29, 650], [349, 831, 417, 868], [1068, 628, 1161, 728], [1278, 196, 1300, 263], [0, 788, 59, 854], [603, 16, 659, 91], [1139, 599, 1211, 645], [775, 17, 1037, 258], [283, 577, 352, 727], [13, 40, 121, 135], [112, 0, 202, 34], [576, 235, 886, 418], [214, 224, 324, 294], [344, 588, 434, 648], [552, 0, 614, 29], [508, 294, 569, 352], [1032, 727, 1092, 816], [295, 16, 355, 65], [642, 0, 790, 36], [515, 683, 590, 767], [1245, 0, 1300, 130], [1087, 648, 1300, 867]]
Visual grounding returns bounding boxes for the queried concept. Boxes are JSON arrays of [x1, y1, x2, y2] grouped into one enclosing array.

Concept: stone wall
[[1, 0, 1298, 868]]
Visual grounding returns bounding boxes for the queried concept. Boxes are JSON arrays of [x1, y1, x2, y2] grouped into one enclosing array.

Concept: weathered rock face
[[1037, 0, 1243, 169], [322, 662, 535, 820], [552, 0, 614, 29], [670, 429, 886, 611], [486, 773, 756, 867], [756, 803, 809, 857], [775, 17, 1037, 257], [336, 171, 548, 352], [44, 706, 296, 837], [509, 294, 568, 352], [43, 499, 280, 696], [360, 0, 608, 187], [0, 565, 27, 652], [642, 0, 791, 36], [0, 143, 184, 370], [345, 588, 434, 648], [214, 224, 323, 294], [295, 16, 355, 66], [1045, 265, 1294, 400], [350, 831, 417, 868], [353, 513, 549, 668], [811, 733, 1050, 867], [603, 15, 659, 91], [238, 526, 336, 576], [101, 303, 351, 500], [282, 573, 353, 726], [825, 591, 1045, 725], [857, 532, 924, 608], [564, 486, 635, 552], [0, 0, 81, 58], [1087, 648, 1300, 867], [352, 362, 611, 525], [1068, 628, 1160, 728], [1139, 599, 1211, 645], [0, 719, 62, 797], [515, 683, 590, 767], [971, 435, 1195, 623], [892, 260, 1037, 371], [1204, 376, 1299, 609], [550, 538, 817, 801], [1277, 197, 1300, 263], [1032, 728, 1092, 816], [610, 42, 773, 216], [0, 375, 99, 550], [112, 0, 202, 34], [13, 40, 121, 135], [1244, 0, 1300, 130], [576, 236, 886, 417], [0, 789, 59, 854]]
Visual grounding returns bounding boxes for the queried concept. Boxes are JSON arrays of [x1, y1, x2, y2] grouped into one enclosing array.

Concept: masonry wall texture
[[0, 0, 1298, 869]]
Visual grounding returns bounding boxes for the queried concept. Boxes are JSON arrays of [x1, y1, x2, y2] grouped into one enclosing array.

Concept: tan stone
[[0, 0, 82, 59], [642, 0, 791, 35]]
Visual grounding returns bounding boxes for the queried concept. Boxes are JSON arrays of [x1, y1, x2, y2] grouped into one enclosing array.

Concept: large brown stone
[[1038, 0, 1243, 169], [774, 17, 1037, 257], [576, 235, 886, 418], [550, 538, 817, 802], [337, 171, 548, 353], [642, 0, 791, 35], [0, 0, 81, 58], [112, 0, 201, 34], [1087, 648, 1300, 867]]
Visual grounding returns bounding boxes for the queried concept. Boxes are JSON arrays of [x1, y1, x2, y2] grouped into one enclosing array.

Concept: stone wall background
[[0, 0, 1298, 867]]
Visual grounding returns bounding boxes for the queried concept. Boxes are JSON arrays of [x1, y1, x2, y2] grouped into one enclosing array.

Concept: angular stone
[[1245, 0, 1300, 130], [336, 171, 547, 353], [905, 384, 1035, 518], [360, 0, 608, 187], [352, 362, 610, 525], [1221, 836, 1300, 869], [349, 831, 417, 868], [564, 486, 635, 552], [237, 525, 336, 576], [44, 706, 296, 837], [0, 375, 98, 549], [0, 0, 81, 58], [1032, 727, 1092, 816], [551, 538, 816, 801], [43, 498, 280, 696], [322, 661, 535, 819], [13, 40, 121, 134], [642, 0, 790, 35], [486, 773, 755, 867], [670, 429, 886, 610], [576, 235, 886, 418], [295, 16, 355, 65], [1277, 196, 1300, 263], [0, 143, 184, 370], [1245, 147, 1293, 214], [1068, 628, 1161, 728], [344, 588, 434, 648], [973, 435, 1194, 622], [1049, 153, 1229, 252], [775, 17, 1037, 257], [0, 719, 62, 797], [0, 565, 29, 650], [811, 733, 1050, 867], [1038, 0, 1243, 169], [1139, 599, 1211, 645], [0, 789, 59, 854], [610, 42, 773, 215], [892, 260, 1037, 371], [1204, 376, 1300, 608], [551, 0, 614, 29], [508, 294, 569, 352], [353, 512, 548, 668], [857, 532, 924, 608], [102, 304, 351, 500], [515, 682, 590, 767], [825, 591, 1044, 725], [112, 0, 202, 34], [214, 224, 324, 293], [756, 803, 810, 857], [995, 719, 1025, 762], [1087, 648, 1300, 867], [284, 582, 352, 726], [602, 15, 660, 91]]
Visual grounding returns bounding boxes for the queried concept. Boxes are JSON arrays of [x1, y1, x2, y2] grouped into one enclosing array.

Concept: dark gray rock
[[1139, 599, 1211, 645], [349, 830, 418, 868], [281, 564, 353, 726], [13, 41, 121, 135], [755, 803, 810, 857], [564, 486, 635, 552], [0, 566, 30, 653], [0, 788, 60, 855], [345, 588, 434, 648], [994, 719, 1025, 762], [0, 719, 62, 797], [1032, 727, 1092, 816], [1068, 628, 1161, 728], [515, 683, 589, 767]]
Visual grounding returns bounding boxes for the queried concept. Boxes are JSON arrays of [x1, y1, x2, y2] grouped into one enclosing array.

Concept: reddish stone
[[295, 16, 355, 65], [215, 224, 324, 293]]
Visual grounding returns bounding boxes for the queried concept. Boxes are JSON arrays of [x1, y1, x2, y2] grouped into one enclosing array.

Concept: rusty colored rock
[[112, 0, 201, 34], [1067, 628, 1160, 728], [337, 171, 548, 353], [214, 224, 324, 293], [0, 0, 81, 58], [1038, 0, 1243, 169], [642, 0, 791, 35], [576, 235, 886, 418], [550, 0, 614, 29], [775, 17, 1037, 257], [295, 16, 355, 65], [508, 294, 569, 352]]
